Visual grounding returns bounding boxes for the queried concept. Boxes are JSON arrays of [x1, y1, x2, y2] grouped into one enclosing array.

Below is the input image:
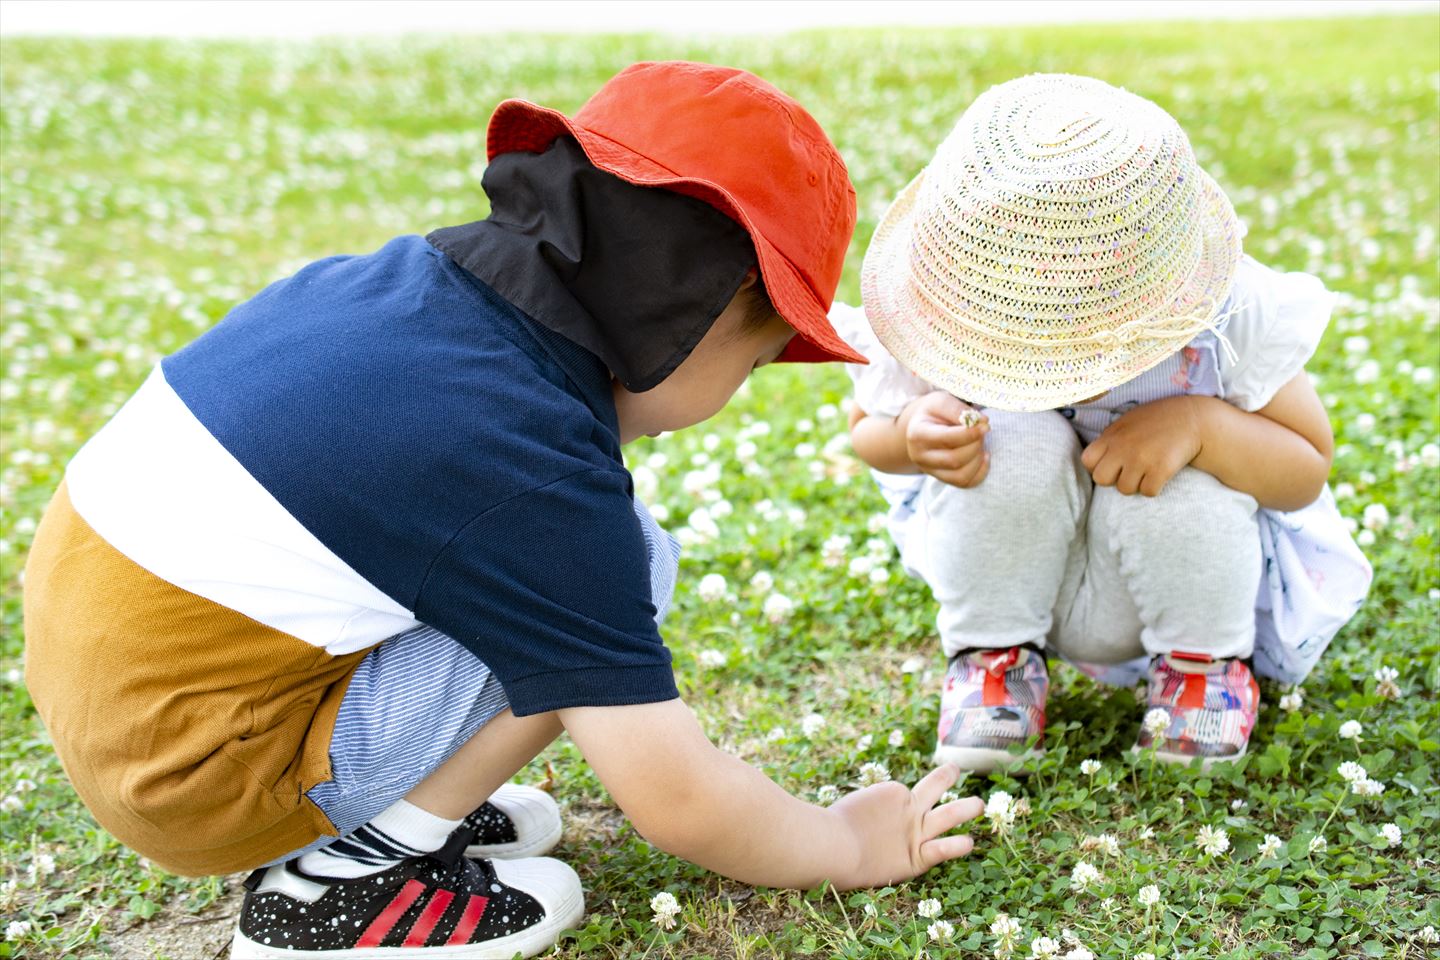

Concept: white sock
[[298, 799, 463, 879]]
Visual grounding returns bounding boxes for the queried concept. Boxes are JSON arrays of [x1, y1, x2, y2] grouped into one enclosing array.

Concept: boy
[[23, 61, 983, 958]]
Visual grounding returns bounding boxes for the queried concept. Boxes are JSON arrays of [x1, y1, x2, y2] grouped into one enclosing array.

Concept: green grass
[[2, 15, 1438, 959]]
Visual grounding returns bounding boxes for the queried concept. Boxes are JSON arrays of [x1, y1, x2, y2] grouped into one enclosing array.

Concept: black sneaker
[[461, 784, 563, 860], [230, 848, 583, 958]]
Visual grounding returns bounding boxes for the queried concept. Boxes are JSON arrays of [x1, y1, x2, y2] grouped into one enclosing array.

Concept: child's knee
[[1091, 466, 1259, 554]]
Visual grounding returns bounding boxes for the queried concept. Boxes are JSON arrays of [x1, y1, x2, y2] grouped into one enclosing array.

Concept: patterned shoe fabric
[[1136, 654, 1260, 767], [460, 784, 563, 860], [231, 850, 583, 959], [934, 646, 1048, 773]]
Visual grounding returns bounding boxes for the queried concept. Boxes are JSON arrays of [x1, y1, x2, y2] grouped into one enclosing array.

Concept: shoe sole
[[228, 882, 584, 959], [1130, 744, 1248, 771], [934, 745, 1043, 775], [464, 817, 563, 860]]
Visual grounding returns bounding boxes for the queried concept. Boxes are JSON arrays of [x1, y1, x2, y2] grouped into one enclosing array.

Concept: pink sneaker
[[1135, 654, 1260, 769], [934, 647, 1047, 773]]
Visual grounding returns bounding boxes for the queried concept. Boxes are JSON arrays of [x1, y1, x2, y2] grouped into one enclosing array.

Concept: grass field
[[2, 15, 1438, 960]]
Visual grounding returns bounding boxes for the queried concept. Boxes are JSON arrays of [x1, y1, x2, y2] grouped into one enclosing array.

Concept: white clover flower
[[985, 791, 1017, 834], [1353, 413, 1376, 435], [1362, 502, 1390, 530], [1063, 948, 1094, 960], [887, 729, 904, 748], [1069, 860, 1102, 893], [801, 713, 826, 738], [868, 565, 890, 586], [0, 796, 21, 813], [816, 784, 840, 805], [940, 790, 959, 804], [1142, 708, 1171, 737], [685, 506, 720, 542], [917, 898, 942, 919], [1080, 759, 1101, 775], [1338, 720, 1363, 740], [1413, 367, 1436, 385], [1135, 953, 1157, 960], [817, 403, 839, 421], [1308, 835, 1327, 855], [855, 734, 873, 751], [1079, 834, 1120, 857], [858, 762, 891, 786], [765, 726, 787, 742], [697, 573, 727, 603], [900, 655, 926, 674], [1380, 823, 1402, 847], [762, 593, 794, 624], [867, 512, 888, 534], [697, 648, 726, 669], [1196, 825, 1230, 857], [1337, 761, 1368, 783], [14, 780, 35, 793], [927, 919, 955, 943], [990, 912, 1022, 957], [709, 499, 733, 519], [1353, 778, 1385, 797], [1353, 359, 1381, 384], [5, 920, 32, 941], [1030, 935, 1061, 958], [650, 891, 681, 930], [1137, 884, 1161, 907], [649, 503, 670, 524], [1279, 690, 1304, 712], [631, 465, 659, 501], [735, 439, 758, 462], [1258, 834, 1284, 859], [1421, 443, 1440, 469], [821, 534, 851, 567], [847, 555, 875, 579], [1231, 799, 1248, 811], [862, 902, 878, 918], [785, 507, 806, 525], [1138, 826, 1155, 841], [1417, 924, 1438, 943], [1356, 529, 1376, 548], [1333, 481, 1356, 500], [748, 571, 774, 593]]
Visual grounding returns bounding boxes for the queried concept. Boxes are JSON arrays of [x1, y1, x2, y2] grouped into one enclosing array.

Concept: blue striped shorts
[[270, 497, 681, 864]]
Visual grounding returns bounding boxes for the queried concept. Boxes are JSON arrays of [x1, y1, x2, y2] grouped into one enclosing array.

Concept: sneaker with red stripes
[[230, 847, 583, 959], [934, 646, 1048, 773], [1134, 653, 1260, 769]]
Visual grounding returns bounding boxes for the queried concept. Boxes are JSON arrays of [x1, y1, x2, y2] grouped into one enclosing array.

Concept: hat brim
[[860, 166, 1243, 412], [487, 99, 865, 366]]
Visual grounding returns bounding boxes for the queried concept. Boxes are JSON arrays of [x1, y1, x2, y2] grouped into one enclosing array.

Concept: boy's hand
[[829, 764, 983, 890], [898, 391, 990, 488], [1081, 395, 1204, 497]]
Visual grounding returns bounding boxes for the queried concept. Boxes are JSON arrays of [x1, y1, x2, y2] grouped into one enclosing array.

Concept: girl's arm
[[1082, 371, 1334, 511]]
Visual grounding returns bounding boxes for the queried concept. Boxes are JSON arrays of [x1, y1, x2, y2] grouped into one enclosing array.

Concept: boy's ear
[[737, 268, 758, 292]]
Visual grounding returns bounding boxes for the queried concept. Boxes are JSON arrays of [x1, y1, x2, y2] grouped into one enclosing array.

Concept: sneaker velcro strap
[[1178, 673, 1208, 710]]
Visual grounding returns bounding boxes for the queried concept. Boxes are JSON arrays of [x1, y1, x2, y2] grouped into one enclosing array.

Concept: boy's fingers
[[919, 833, 975, 870], [912, 762, 961, 808], [923, 796, 984, 837]]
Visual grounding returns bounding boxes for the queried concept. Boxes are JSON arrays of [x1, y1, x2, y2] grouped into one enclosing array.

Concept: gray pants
[[922, 409, 1261, 663]]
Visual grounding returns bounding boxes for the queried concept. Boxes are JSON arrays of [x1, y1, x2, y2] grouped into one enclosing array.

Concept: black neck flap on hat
[[427, 137, 757, 393]]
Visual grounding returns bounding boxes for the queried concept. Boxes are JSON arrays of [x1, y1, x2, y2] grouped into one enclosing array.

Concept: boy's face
[[612, 291, 794, 445]]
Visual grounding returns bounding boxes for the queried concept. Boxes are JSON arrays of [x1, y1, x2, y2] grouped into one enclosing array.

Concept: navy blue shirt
[[162, 235, 678, 715]]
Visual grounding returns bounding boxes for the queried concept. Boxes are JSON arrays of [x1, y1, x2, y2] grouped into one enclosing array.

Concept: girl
[[836, 74, 1371, 772]]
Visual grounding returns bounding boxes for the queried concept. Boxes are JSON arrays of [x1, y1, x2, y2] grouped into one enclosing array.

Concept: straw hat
[[861, 74, 1242, 412]]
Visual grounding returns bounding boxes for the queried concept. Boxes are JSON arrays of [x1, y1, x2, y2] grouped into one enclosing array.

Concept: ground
[[1, 14, 1438, 960]]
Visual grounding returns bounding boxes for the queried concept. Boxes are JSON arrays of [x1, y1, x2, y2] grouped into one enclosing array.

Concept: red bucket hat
[[486, 60, 865, 365]]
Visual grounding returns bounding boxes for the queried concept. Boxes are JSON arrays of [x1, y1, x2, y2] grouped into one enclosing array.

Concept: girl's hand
[[898, 391, 990, 488], [1082, 396, 1205, 497], [829, 764, 983, 890]]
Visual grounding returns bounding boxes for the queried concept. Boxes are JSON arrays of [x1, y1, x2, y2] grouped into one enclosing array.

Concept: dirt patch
[[98, 882, 244, 960]]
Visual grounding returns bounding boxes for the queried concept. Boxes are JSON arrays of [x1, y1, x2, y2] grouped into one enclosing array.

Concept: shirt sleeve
[[1220, 257, 1335, 412], [829, 300, 934, 418], [414, 467, 679, 716]]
